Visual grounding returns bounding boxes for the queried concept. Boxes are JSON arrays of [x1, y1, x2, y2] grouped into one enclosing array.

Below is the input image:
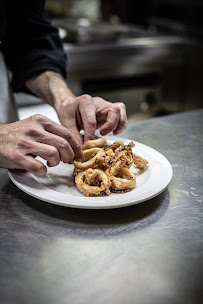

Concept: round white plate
[[8, 136, 173, 209]]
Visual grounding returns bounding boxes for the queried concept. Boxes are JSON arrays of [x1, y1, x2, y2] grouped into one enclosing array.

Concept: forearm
[[25, 71, 75, 110]]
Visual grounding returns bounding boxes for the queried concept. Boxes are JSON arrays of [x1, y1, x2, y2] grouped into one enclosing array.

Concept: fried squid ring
[[110, 168, 136, 191], [114, 141, 135, 154], [82, 138, 107, 150], [112, 142, 135, 168], [72, 139, 148, 196], [105, 141, 124, 151], [75, 169, 111, 196], [114, 150, 133, 168], [72, 148, 101, 170], [93, 148, 116, 169], [105, 158, 125, 176], [133, 153, 148, 169]]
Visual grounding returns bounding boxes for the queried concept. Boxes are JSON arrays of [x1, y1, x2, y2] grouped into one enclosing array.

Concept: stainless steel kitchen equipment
[[54, 19, 189, 116], [15, 18, 192, 117]]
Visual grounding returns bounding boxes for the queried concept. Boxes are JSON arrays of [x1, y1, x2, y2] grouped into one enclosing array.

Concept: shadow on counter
[[4, 180, 170, 239]]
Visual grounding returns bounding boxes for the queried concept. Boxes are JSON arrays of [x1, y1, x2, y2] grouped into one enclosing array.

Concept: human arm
[[2, 0, 127, 142], [0, 0, 127, 175], [25, 71, 127, 145], [1, 0, 67, 92], [0, 0, 80, 175]]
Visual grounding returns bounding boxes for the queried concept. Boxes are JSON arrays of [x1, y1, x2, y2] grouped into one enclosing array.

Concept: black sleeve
[[2, 0, 67, 92]]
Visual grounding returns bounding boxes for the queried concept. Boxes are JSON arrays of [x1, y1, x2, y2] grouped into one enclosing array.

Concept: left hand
[[55, 94, 127, 145]]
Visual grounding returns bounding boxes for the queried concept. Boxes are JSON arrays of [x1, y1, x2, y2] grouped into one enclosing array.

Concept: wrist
[[53, 90, 76, 112], [0, 123, 5, 131], [25, 71, 75, 109]]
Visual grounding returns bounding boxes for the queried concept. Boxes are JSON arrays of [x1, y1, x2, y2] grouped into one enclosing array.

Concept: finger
[[30, 142, 61, 167], [21, 155, 47, 177], [65, 122, 83, 148], [58, 111, 84, 148], [113, 102, 127, 135], [17, 137, 61, 166], [35, 130, 76, 163], [78, 95, 97, 142], [43, 120, 83, 159], [99, 108, 120, 136]]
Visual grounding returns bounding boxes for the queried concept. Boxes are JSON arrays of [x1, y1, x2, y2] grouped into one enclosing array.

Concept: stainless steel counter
[[0, 109, 202, 304]]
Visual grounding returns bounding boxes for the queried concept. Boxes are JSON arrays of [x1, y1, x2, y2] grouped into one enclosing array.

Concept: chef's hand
[[55, 94, 127, 145], [0, 115, 82, 176], [25, 71, 127, 145]]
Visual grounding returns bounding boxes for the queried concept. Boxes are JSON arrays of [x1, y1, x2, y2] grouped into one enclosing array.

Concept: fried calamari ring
[[112, 142, 135, 169], [82, 138, 107, 150], [75, 169, 111, 196], [105, 141, 124, 151], [114, 150, 133, 168], [93, 148, 116, 169], [72, 148, 101, 170], [72, 139, 147, 196], [133, 153, 148, 169], [114, 141, 135, 154], [105, 157, 126, 176], [110, 168, 136, 191], [73, 167, 83, 176], [74, 147, 116, 171]]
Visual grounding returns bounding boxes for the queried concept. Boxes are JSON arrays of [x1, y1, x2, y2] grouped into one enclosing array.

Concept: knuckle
[[12, 151, 24, 163], [37, 162, 46, 172], [86, 117, 96, 127], [113, 104, 120, 114], [80, 94, 92, 103], [32, 114, 49, 124], [48, 147, 58, 159], [107, 121, 115, 129], [26, 125, 40, 137], [32, 162, 46, 176], [93, 96, 103, 103], [118, 102, 126, 110], [59, 139, 69, 149], [63, 128, 71, 139], [18, 138, 31, 149], [32, 114, 43, 122]]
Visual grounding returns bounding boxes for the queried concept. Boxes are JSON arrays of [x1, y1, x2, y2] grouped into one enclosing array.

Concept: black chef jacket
[[0, 0, 67, 92]]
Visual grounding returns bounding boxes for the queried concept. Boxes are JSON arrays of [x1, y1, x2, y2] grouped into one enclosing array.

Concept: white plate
[[8, 136, 173, 209]]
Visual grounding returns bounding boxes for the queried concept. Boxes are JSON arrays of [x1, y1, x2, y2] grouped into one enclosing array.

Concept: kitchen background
[[16, 0, 203, 122]]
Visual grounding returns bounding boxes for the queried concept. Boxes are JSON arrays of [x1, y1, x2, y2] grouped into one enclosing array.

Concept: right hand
[[0, 114, 83, 176]]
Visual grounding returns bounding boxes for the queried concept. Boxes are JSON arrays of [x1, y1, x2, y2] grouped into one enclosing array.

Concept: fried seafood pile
[[72, 139, 148, 196]]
